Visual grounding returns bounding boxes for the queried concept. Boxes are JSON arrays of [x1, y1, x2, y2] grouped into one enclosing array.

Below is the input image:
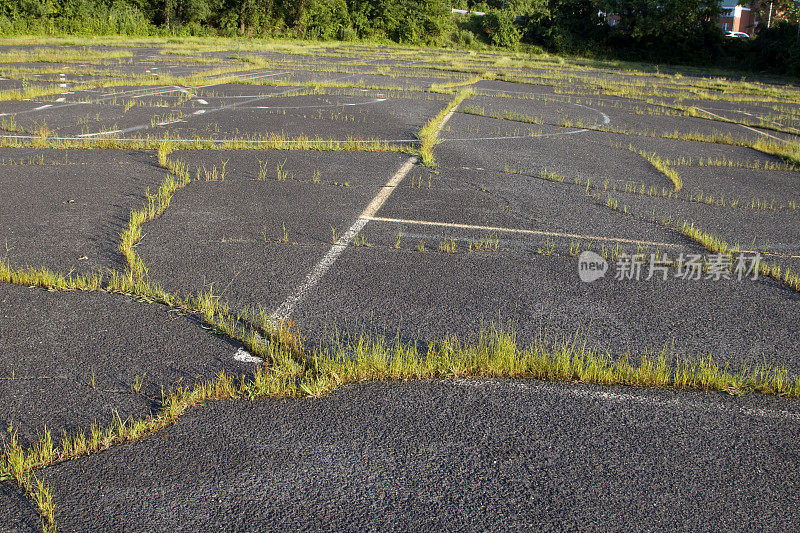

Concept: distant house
[[600, 0, 787, 35], [718, 0, 757, 34]]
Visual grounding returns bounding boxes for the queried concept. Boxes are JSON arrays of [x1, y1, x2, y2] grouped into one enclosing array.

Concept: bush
[[179, 21, 214, 37], [479, 10, 521, 48], [299, 0, 350, 41], [337, 26, 357, 41], [306, 26, 321, 40], [452, 28, 475, 46], [743, 22, 800, 76]]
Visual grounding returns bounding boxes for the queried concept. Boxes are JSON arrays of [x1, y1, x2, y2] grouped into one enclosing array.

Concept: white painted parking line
[[456, 379, 800, 422], [193, 109, 206, 115], [269, 89, 464, 324], [269, 157, 417, 324], [252, 98, 386, 110], [694, 107, 786, 141], [55, 98, 65, 102], [364, 216, 680, 248], [33, 104, 52, 111], [78, 129, 124, 138], [196, 99, 208, 105]]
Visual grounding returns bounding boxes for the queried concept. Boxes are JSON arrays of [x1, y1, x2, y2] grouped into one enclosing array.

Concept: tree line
[[1, 0, 798, 75]]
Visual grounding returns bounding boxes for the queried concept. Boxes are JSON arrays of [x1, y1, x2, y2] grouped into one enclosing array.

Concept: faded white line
[[366, 216, 680, 248], [442, 130, 589, 141], [444, 101, 609, 142], [574, 103, 611, 125], [694, 107, 785, 142], [79, 75, 343, 139], [132, 71, 285, 100], [455, 379, 800, 422], [251, 98, 386, 110], [78, 129, 123, 138], [196, 99, 208, 105], [34, 104, 52, 111], [269, 90, 464, 324], [133, 85, 182, 98], [270, 157, 417, 323]]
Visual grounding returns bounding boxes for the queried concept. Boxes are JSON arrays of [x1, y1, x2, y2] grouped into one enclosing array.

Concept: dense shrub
[[0, 0, 797, 77], [740, 22, 800, 76], [478, 10, 521, 48], [299, 0, 350, 41]]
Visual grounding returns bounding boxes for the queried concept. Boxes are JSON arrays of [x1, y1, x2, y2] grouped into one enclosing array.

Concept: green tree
[[299, 0, 350, 39], [597, 0, 723, 61], [478, 9, 521, 47]]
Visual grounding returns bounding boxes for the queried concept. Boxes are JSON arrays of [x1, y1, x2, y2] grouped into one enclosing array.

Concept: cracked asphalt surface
[[38, 380, 800, 531], [1, 41, 799, 531]]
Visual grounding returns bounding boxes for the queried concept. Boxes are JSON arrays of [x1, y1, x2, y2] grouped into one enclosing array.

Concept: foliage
[[0, 0, 798, 76], [476, 10, 521, 48], [300, 0, 350, 40], [739, 22, 800, 77], [597, 0, 724, 63]]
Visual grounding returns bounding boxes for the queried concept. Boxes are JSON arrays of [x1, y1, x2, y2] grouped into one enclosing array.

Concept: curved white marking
[[573, 103, 611, 124]]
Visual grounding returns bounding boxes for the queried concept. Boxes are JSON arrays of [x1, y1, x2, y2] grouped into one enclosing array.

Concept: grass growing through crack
[[469, 234, 499, 252], [632, 147, 683, 191], [4, 153, 800, 533], [119, 142, 190, 280], [676, 221, 800, 292], [753, 138, 800, 166], [5, 41, 800, 530], [0, 132, 412, 155], [418, 88, 472, 166], [439, 237, 458, 253], [5, 323, 800, 533]]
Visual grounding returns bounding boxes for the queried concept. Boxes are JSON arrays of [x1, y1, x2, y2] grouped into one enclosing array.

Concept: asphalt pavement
[[1, 42, 799, 531]]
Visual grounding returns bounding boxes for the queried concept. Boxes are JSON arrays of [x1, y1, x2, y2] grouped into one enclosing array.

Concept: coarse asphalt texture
[[1, 40, 799, 531], [36, 380, 800, 531]]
